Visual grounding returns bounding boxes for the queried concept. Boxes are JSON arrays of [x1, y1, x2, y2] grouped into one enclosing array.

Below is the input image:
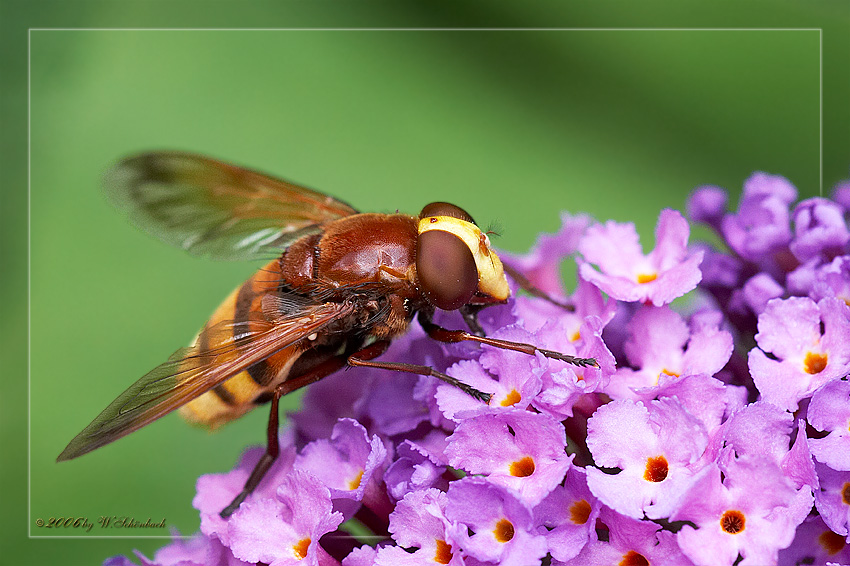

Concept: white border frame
[[28, 26, 824, 539]]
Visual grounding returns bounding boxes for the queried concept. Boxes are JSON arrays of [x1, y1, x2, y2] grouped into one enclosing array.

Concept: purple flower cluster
[[108, 174, 850, 566]]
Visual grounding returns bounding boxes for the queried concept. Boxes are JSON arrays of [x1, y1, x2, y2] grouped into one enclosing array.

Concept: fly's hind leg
[[219, 341, 397, 517], [220, 351, 352, 518], [220, 338, 496, 518], [220, 385, 286, 518]]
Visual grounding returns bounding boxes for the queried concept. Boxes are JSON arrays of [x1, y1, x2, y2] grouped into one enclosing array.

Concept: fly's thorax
[[316, 213, 419, 286], [415, 213, 510, 310]]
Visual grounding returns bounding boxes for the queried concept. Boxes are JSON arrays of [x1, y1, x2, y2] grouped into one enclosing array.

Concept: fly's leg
[[347, 350, 491, 403], [220, 341, 401, 517], [220, 337, 495, 518], [459, 304, 486, 337], [220, 350, 354, 518], [220, 385, 285, 518], [418, 312, 598, 368]]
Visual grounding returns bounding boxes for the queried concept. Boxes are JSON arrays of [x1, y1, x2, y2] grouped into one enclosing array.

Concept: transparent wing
[[104, 151, 359, 260], [57, 300, 356, 461]]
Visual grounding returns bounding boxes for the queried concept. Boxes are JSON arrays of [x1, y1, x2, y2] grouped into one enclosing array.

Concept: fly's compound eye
[[420, 202, 476, 225], [416, 229, 479, 311]]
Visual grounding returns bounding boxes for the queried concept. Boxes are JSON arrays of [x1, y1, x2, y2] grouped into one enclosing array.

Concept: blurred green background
[[3, 0, 849, 563]]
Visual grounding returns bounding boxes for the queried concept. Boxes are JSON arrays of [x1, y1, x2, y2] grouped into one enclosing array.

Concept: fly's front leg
[[418, 311, 598, 368], [459, 304, 486, 337]]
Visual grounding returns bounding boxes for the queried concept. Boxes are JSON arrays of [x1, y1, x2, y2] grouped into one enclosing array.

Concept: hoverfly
[[58, 152, 597, 517]]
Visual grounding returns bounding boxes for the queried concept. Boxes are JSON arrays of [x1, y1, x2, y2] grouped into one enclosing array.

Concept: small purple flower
[[445, 409, 571, 507], [703, 402, 793, 466], [295, 418, 389, 518], [605, 305, 732, 399], [445, 478, 548, 566], [748, 297, 850, 411], [361, 370, 430, 437], [585, 398, 708, 519], [791, 197, 850, 262], [833, 180, 850, 211], [697, 243, 745, 290], [672, 456, 812, 566], [152, 534, 247, 566], [436, 359, 505, 420], [687, 185, 728, 231], [227, 469, 344, 566], [813, 461, 850, 537], [290, 365, 372, 443], [808, 379, 850, 470], [105, 534, 244, 566], [532, 315, 615, 419], [437, 325, 553, 417], [778, 515, 850, 566], [578, 209, 704, 306], [511, 272, 616, 338], [532, 466, 600, 562], [644, 373, 732, 432], [384, 436, 448, 501], [720, 172, 797, 267], [808, 255, 850, 305], [562, 507, 694, 566], [376, 488, 463, 566], [739, 272, 784, 315]]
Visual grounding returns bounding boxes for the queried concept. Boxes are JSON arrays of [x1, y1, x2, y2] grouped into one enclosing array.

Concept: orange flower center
[[509, 456, 535, 477], [819, 529, 847, 555], [293, 538, 310, 560], [434, 539, 453, 564], [569, 499, 592, 524], [842, 482, 850, 505], [501, 389, 521, 407], [348, 470, 364, 490], [720, 510, 746, 534], [637, 273, 658, 284], [493, 518, 515, 542], [804, 351, 828, 374], [643, 455, 669, 482], [619, 550, 650, 566]]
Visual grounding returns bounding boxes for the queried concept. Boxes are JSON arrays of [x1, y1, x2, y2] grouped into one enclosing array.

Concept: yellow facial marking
[[418, 216, 509, 301]]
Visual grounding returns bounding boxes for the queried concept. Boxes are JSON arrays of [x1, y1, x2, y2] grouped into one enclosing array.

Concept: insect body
[[58, 152, 596, 516]]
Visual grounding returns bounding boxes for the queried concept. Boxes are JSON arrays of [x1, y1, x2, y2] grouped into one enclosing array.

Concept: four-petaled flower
[[578, 208, 704, 306]]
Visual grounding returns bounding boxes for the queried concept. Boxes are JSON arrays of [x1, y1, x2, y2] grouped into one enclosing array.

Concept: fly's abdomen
[[179, 259, 303, 428]]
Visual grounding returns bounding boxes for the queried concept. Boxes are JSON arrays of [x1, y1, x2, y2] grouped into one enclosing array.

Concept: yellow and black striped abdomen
[[179, 259, 303, 429]]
